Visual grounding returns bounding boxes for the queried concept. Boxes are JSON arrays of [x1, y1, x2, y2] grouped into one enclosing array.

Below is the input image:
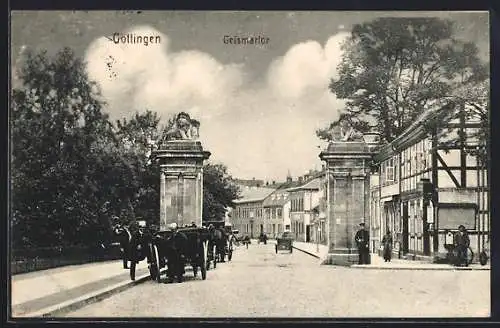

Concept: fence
[[11, 244, 123, 275]]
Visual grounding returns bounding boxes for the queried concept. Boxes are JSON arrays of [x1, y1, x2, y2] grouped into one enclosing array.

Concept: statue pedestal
[[153, 140, 211, 231], [319, 142, 373, 266]]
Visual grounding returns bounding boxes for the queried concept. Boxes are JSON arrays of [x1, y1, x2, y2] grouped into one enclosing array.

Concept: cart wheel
[[154, 245, 161, 283], [201, 243, 207, 280], [213, 245, 217, 268], [479, 251, 488, 266], [148, 245, 158, 280], [130, 261, 136, 281]]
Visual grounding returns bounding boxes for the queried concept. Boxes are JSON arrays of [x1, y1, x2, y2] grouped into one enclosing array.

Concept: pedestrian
[[453, 225, 470, 267], [381, 230, 393, 262], [355, 222, 370, 265]]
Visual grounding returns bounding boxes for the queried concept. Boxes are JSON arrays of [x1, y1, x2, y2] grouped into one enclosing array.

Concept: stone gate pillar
[[153, 140, 211, 231], [319, 138, 377, 266]]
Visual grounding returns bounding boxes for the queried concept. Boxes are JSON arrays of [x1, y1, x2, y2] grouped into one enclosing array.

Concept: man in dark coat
[[165, 223, 189, 283], [355, 222, 370, 265], [454, 225, 470, 267], [113, 221, 132, 269], [381, 230, 393, 262]]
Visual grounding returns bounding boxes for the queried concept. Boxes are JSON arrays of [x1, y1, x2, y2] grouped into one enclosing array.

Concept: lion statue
[[329, 118, 364, 142], [162, 112, 200, 142]]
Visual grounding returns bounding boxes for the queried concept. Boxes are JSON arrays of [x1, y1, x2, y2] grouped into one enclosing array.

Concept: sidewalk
[[292, 242, 490, 271], [11, 259, 151, 317]]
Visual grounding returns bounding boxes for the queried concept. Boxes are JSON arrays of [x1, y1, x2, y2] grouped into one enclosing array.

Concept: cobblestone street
[[65, 243, 490, 318]]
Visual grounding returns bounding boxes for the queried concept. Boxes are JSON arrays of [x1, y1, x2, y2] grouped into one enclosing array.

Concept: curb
[[293, 246, 490, 271], [350, 265, 490, 271], [292, 245, 320, 259], [17, 271, 159, 318]]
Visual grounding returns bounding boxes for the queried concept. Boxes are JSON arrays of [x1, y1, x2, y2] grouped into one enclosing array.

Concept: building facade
[[232, 187, 276, 238], [262, 190, 291, 238], [288, 176, 323, 242], [372, 102, 489, 261]]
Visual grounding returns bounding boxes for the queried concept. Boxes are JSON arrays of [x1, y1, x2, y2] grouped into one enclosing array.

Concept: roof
[[263, 190, 291, 207], [233, 186, 276, 204], [274, 180, 303, 190], [287, 176, 322, 192], [374, 101, 457, 162]]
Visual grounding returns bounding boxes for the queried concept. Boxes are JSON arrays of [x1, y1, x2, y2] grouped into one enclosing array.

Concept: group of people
[[354, 222, 471, 266]]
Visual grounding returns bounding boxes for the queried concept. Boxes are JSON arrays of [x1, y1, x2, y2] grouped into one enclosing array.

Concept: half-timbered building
[[372, 102, 489, 261]]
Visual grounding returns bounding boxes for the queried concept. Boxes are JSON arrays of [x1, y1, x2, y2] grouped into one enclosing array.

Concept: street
[[65, 242, 490, 318]]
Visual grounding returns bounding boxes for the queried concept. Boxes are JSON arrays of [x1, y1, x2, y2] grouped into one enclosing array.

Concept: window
[[386, 158, 395, 182], [277, 208, 282, 217]]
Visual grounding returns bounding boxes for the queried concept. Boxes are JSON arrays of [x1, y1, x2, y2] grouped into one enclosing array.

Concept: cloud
[[84, 25, 349, 180]]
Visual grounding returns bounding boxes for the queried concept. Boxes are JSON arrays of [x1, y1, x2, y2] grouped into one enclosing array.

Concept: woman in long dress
[[382, 230, 393, 262]]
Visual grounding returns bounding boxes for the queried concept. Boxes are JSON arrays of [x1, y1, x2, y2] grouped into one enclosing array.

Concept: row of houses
[[231, 102, 489, 262], [370, 102, 489, 261], [231, 172, 326, 243]]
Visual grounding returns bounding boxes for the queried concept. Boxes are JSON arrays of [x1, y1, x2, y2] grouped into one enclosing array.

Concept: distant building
[[232, 186, 276, 238], [234, 178, 265, 188], [262, 189, 291, 238], [287, 174, 324, 242], [232, 170, 326, 240]]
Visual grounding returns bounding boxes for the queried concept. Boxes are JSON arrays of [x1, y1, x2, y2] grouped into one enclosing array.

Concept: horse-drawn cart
[[149, 226, 210, 283]]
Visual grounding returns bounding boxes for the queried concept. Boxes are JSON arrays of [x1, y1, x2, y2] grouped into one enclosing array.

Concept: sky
[[10, 11, 489, 181]]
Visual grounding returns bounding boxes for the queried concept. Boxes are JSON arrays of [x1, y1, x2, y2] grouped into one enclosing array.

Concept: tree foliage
[[11, 48, 120, 248], [202, 163, 240, 221], [317, 17, 488, 144], [11, 48, 240, 250]]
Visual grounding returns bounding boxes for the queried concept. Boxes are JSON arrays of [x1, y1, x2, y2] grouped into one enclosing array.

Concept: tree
[[317, 17, 488, 144], [423, 78, 489, 164], [11, 47, 122, 248], [114, 110, 164, 224], [202, 163, 240, 221]]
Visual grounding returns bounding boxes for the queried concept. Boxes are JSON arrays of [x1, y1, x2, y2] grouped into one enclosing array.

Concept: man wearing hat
[[355, 221, 370, 265], [453, 225, 470, 267]]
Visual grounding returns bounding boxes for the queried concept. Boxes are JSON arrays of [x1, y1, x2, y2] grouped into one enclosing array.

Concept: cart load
[[149, 225, 210, 283]]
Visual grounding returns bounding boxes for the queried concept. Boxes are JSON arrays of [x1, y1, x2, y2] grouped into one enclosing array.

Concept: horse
[[212, 227, 228, 262]]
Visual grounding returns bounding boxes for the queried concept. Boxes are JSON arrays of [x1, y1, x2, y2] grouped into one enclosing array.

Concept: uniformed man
[[355, 222, 370, 265]]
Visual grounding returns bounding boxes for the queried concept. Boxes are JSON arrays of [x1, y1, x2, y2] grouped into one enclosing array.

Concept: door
[[306, 225, 311, 242], [402, 202, 409, 254]]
